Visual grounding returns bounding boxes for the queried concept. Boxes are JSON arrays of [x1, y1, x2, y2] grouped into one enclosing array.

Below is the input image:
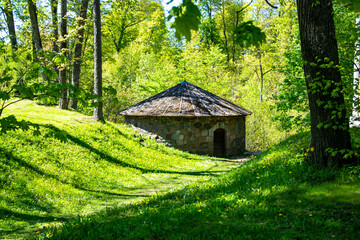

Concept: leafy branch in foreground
[[168, 0, 201, 41]]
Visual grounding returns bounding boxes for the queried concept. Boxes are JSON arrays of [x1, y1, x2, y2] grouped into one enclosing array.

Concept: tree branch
[[236, 0, 253, 15], [354, 60, 360, 73], [264, 0, 278, 9], [124, 18, 146, 29], [263, 69, 272, 75], [3, 98, 23, 110]]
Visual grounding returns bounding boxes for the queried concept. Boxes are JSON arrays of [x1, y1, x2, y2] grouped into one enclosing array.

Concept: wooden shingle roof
[[119, 81, 252, 117]]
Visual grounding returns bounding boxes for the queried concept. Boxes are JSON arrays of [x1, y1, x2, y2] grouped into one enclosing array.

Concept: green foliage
[[333, 3, 358, 115], [335, 0, 360, 12], [168, 0, 201, 41], [177, 35, 232, 96], [38, 129, 360, 239], [103, 0, 164, 52], [273, 37, 310, 132], [234, 20, 266, 48]]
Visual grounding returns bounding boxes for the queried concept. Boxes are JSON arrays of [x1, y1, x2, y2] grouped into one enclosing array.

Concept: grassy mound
[[0, 101, 239, 239], [41, 129, 360, 239]]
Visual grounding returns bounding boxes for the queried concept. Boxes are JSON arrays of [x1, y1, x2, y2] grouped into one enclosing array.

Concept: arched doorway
[[213, 128, 226, 157]]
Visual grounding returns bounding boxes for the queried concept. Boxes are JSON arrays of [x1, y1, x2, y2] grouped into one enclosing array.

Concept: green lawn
[[39, 129, 360, 239], [0, 101, 241, 239]]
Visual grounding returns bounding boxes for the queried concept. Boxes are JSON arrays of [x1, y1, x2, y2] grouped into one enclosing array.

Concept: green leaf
[[104, 86, 117, 95], [234, 21, 266, 48], [0, 91, 10, 101], [169, 0, 201, 41]]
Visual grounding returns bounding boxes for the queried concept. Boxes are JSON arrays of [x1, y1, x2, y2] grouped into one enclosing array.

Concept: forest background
[[0, 0, 359, 152]]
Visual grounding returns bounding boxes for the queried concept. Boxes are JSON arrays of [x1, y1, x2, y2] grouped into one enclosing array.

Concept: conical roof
[[119, 81, 252, 117]]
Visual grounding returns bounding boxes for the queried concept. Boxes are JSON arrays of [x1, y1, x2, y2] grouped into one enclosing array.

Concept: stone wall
[[125, 116, 246, 157]]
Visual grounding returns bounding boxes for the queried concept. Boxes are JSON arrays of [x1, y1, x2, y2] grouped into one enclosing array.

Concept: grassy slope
[[42, 129, 360, 239], [0, 101, 240, 239]]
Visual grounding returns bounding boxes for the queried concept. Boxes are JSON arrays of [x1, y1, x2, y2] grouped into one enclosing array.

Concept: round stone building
[[120, 81, 252, 157]]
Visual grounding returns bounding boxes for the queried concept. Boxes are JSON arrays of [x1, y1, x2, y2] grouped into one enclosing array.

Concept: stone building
[[120, 81, 252, 157]]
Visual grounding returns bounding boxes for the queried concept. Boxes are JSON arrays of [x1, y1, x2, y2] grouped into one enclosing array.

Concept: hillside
[[41, 128, 360, 239], [0, 101, 241, 239]]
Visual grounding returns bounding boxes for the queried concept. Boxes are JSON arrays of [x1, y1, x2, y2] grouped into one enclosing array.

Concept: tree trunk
[[93, 0, 104, 122], [27, 0, 50, 83], [58, 0, 68, 109], [51, 0, 59, 77], [70, 0, 90, 110], [297, 0, 353, 167], [258, 49, 264, 102], [3, 0, 17, 51]]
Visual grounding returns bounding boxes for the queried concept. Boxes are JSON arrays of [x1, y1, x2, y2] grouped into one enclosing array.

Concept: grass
[[37, 129, 360, 239], [0, 100, 241, 239]]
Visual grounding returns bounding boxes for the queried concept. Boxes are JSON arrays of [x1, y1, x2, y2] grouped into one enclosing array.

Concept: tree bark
[[58, 0, 68, 109], [70, 0, 89, 110], [27, 0, 50, 83], [297, 0, 353, 167], [93, 0, 104, 122], [3, 0, 17, 51], [51, 0, 59, 76]]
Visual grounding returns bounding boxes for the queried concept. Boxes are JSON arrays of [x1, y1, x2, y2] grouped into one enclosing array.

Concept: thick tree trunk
[[51, 0, 59, 76], [70, 0, 89, 110], [58, 0, 68, 109], [93, 0, 104, 122], [3, 0, 17, 51], [27, 0, 50, 83], [297, 0, 353, 167]]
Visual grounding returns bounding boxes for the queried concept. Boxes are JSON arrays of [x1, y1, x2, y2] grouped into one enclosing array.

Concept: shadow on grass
[[0, 147, 148, 198], [0, 208, 67, 222], [39, 130, 360, 239], [41, 124, 226, 176], [50, 158, 360, 240], [81, 189, 150, 198], [0, 208, 68, 237]]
